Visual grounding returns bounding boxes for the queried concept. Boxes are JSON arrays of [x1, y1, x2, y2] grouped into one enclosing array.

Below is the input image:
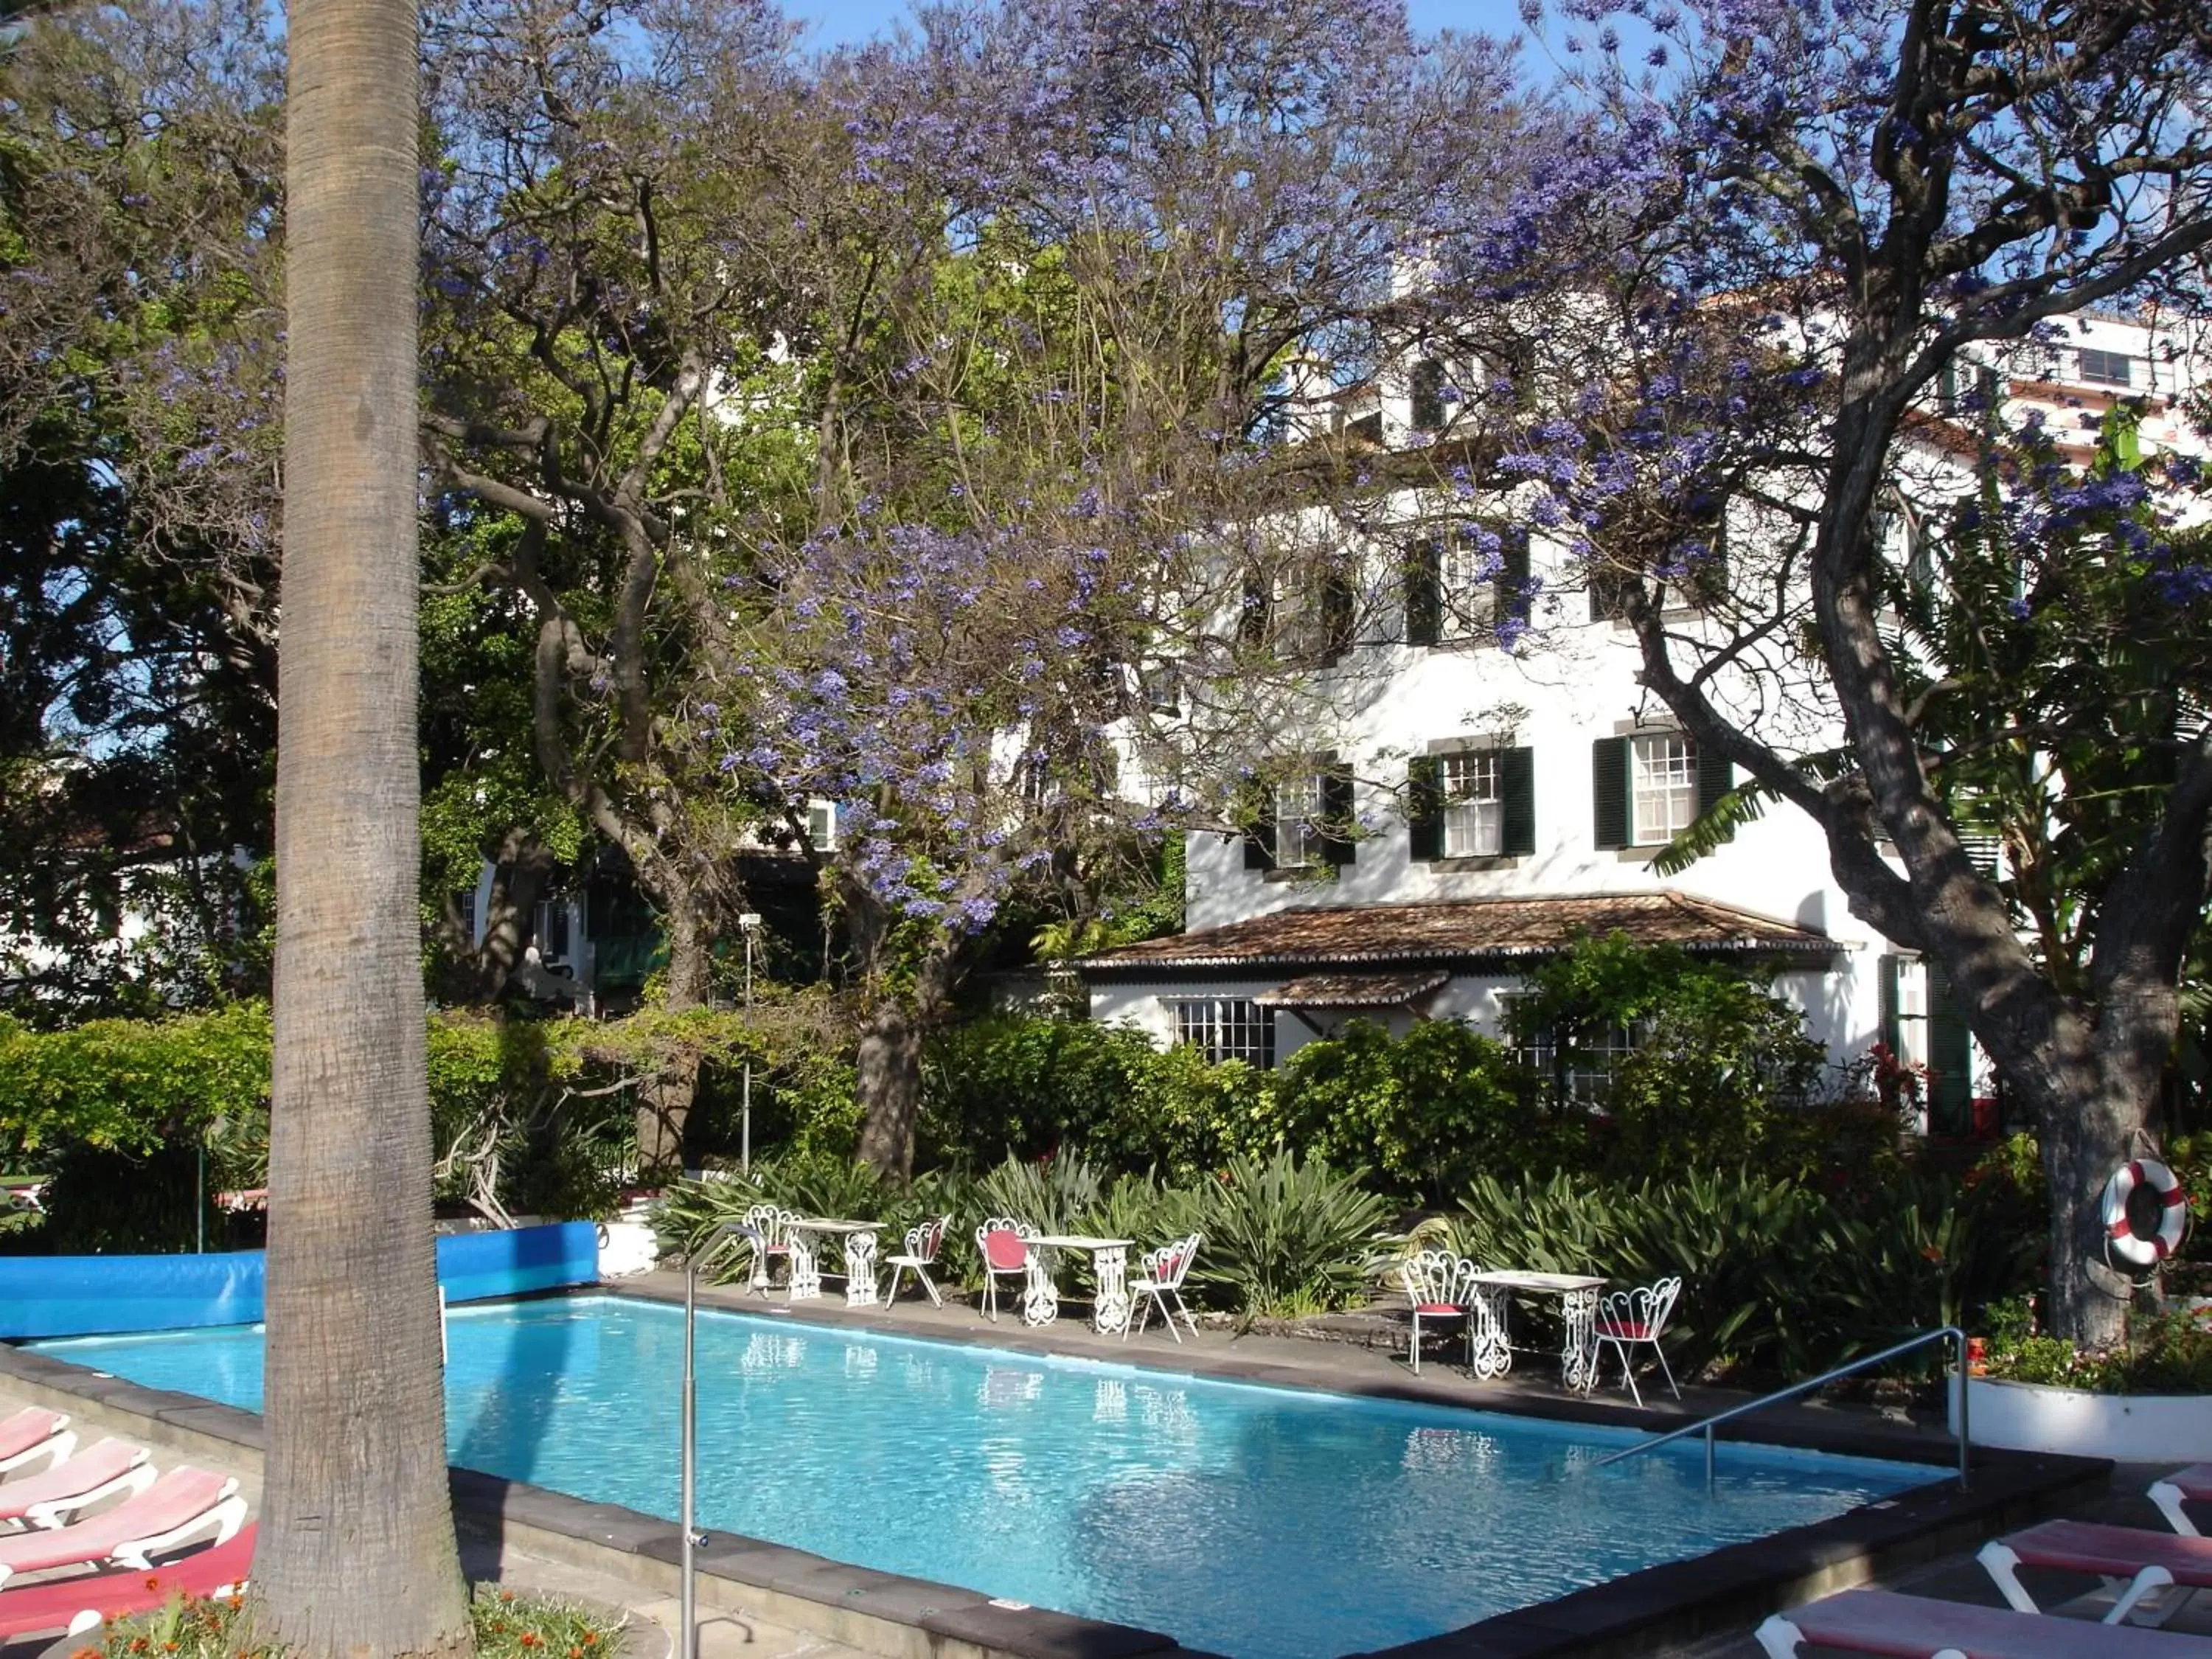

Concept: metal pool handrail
[[1587, 1325, 1969, 1496], [683, 1223, 758, 1659]]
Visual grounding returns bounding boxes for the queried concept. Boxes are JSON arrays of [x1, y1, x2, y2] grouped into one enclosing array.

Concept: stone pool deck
[[0, 1279, 2123, 1659]]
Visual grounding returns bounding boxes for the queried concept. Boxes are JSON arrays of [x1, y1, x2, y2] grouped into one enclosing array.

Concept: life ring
[[2102, 1159, 2189, 1267]]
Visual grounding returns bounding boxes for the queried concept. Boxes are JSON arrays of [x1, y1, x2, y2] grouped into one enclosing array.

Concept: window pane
[[1631, 732, 1697, 844], [1438, 537, 1497, 641], [2079, 348, 2132, 387], [1172, 999, 1272, 1066], [1440, 752, 1503, 858], [1276, 774, 1322, 866]]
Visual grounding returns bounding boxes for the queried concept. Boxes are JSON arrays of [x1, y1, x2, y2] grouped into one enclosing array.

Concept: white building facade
[[1082, 310, 2208, 1133]]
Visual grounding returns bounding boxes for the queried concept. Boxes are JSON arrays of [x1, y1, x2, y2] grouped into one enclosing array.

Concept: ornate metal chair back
[[907, 1214, 949, 1265], [1400, 1248, 1473, 1308], [976, 1217, 1036, 1273], [1601, 1274, 1682, 1338], [1147, 1233, 1202, 1290]]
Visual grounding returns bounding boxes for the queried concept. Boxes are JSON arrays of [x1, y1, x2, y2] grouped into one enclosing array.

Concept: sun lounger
[[1756, 1585, 2212, 1657], [2149, 1464, 2212, 1537], [0, 1408, 74, 1477], [0, 1524, 254, 1641], [1980, 1519, 2212, 1627], [0, 1466, 244, 1587], [0, 1439, 153, 1529]]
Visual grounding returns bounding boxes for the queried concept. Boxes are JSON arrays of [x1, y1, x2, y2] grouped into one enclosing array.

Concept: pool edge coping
[[2, 1293, 2111, 1659]]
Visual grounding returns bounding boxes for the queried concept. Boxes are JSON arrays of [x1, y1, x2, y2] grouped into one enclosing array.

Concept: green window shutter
[[1500, 745, 1535, 856], [1878, 954, 1902, 1056], [1242, 780, 1276, 871], [1695, 741, 1734, 819], [1407, 755, 1443, 862], [1926, 958, 1974, 1136], [1410, 358, 1445, 433], [1321, 568, 1355, 665], [1590, 563, 1632, 623], [1318, 763, 1356, 866], [1238, 571, 1269, 647], [1405, 540, 1441, 647], [1495, 536, 1532, 638], [1592, 737, 1630, 850]]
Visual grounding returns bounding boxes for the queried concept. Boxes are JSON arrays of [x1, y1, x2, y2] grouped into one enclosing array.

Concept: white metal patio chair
[[1592, 1274, 1682, 1405], [1126, 1234, 1203, 1343], [975, 1216, 1038, 1322], [885, 1214, 950, 1309], [738, 1203, 797, 1295], [1399, 1249, 1478, 1377]]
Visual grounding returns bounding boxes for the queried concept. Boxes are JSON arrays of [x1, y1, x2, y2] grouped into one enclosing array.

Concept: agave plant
[[1194, 1150, 1391, 1319]]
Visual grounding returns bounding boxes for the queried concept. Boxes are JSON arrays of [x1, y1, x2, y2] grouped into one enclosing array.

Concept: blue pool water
[[35, 1296, 1930, 1658]]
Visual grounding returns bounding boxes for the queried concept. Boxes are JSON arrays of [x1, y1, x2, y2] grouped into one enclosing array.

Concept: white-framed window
[[455, 888, 480, 945], [2079, 347, 2134, 388], [1438, 535, 1498, 642], [1172, 998, 1274, 1067], [1140, 659, 1182, 714], [1631, 731, 1698, 844], [1275, 773, 1324, 869], [806, 801, 838, 851], [533, 897, 572, 964], [1509, 1004, 1638, 1105], [1440, 751, 1503, 858]]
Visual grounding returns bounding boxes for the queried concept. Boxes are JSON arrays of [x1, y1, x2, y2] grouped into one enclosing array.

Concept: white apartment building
[[1081, 309, 2207, 1133]]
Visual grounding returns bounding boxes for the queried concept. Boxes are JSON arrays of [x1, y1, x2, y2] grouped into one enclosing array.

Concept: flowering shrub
[[1980, 1298, 2212, 1394], [77, 1584, 623, 1659]]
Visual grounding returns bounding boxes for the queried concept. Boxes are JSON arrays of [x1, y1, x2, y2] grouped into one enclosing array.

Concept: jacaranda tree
[[1461, 0, 2212, 1343]]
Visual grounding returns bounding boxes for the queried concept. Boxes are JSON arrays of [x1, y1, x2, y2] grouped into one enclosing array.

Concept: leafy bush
[[1446, 1163, 2039, 1382], [0, 1002, 271, 1159], [1189, 1149, 1391, 1319], [970, 1150, 1106, 1245], [1506, 933, 1826, 1175], [1263, 1019, 1534, 1201], [1982, 1300, 2212, 1393]]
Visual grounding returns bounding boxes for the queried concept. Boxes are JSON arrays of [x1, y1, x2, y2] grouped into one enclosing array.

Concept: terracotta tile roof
[[1254, 970, 1450, 1009], [1078, 891, 1833, 975]]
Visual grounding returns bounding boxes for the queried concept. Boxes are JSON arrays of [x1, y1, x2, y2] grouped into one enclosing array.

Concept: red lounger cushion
[[0, 1467, 233, 1579], [0, 1411, 66, 1464], [1413, 1304, 1464, 1315], [2162, 1463, 2212, 1500], [1770, 1586, 2208, 1657], [0, 1526, 256, 1641], [2001, 1519, 2212, 1585], [0, 1439, 145, 1523]]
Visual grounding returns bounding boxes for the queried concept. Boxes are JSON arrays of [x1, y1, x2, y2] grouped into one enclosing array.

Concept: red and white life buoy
[[2102, 1159, 2190, 1267]]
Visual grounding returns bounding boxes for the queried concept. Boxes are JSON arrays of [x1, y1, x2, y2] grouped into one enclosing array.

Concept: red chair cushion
[[984, 1231, 1031, 1271], [1413, 1303, 1464, 1315], [1599, 1319, 1651, 1339]]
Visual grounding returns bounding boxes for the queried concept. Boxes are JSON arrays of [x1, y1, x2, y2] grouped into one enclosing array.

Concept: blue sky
[[783, 1, 1543, 51]]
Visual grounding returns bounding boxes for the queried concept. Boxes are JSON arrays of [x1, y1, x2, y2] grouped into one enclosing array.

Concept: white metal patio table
[[1467, 1270, 1606, 1393], [1020, 1235, 1136, 1334], [783, 1218, 883, 1307]]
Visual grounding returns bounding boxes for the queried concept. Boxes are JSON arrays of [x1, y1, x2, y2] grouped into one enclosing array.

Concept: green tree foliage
[[1506, 932, 1826, 1174]]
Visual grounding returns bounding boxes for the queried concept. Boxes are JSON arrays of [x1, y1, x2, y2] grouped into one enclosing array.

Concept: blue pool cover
[[0, 1221, 599, 1338]]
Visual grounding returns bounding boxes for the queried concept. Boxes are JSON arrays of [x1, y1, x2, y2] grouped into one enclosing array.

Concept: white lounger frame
[[1978, 1539, 2182, 1628], [21, 1455, 156, 1531], [0, 1427, 75, 1478]]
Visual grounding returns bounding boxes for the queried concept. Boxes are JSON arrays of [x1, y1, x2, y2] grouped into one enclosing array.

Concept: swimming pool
[[35, 1295, 1931, 1658]]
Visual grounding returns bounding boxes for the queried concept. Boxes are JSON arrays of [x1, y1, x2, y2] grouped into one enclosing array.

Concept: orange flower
[[145, 1576, 164, 1591], [500, 1590, 517, 1604], [519, 1634, 542, 1649], [581, 1635, 597, 1646]]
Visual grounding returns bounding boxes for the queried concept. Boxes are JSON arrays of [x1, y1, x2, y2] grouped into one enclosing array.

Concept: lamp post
[[682, 1222, 753, 1659], [738, 912, 760, 1173]]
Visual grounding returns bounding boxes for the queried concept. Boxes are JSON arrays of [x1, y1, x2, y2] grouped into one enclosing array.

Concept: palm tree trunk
[[256, 0, 473, 1646]]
